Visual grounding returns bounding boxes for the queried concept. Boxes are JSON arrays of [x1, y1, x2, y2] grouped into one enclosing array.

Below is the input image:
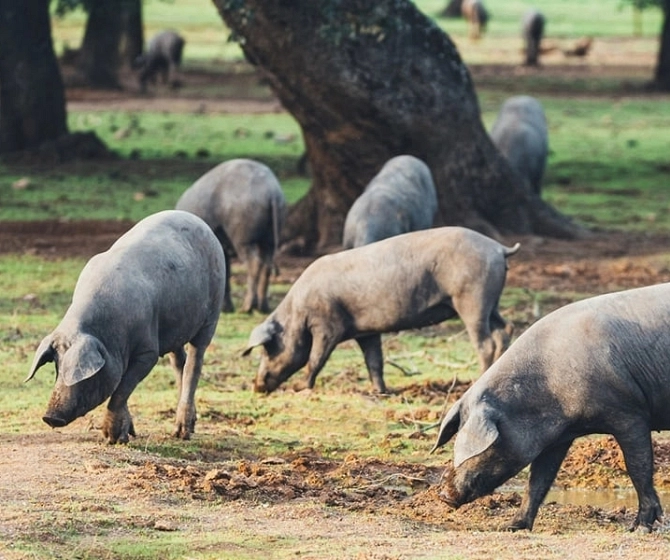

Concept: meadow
[[1, 0, 670, 558]]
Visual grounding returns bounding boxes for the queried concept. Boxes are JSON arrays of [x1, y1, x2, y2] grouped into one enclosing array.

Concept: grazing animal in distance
[[432, 283, 670, 532], [490, 95, 548, 195], [176, 158, 286, 314], [522, 9, 545, 66], [563, 36, 593, 58], [26, 210, 226, 444], [462, 0, 489, 40], [134, 29, 185, 92], [245, 227, 519, 394], [342, 155, 437, 249]]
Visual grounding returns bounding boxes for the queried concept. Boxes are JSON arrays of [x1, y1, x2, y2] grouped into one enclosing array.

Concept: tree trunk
[[442, 0, 464, 18], [214, 0, 582, 252], [0, 0, 68, 153], [120, 0, 144, 68], [654, 0, 670, 90], [76, 0, 123, 88]]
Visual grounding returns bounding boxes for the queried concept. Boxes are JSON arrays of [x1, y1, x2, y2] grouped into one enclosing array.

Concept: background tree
[[55, 0, 144, 88], [214, 0, 582, 252], [0, 0, 68, 152]]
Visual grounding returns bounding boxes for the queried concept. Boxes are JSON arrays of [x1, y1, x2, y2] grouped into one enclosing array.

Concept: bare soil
[[3, 60, 670, 558]]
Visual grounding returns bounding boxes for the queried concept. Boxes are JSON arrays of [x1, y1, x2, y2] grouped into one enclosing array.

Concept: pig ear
[[430, 400, 462, 454], [242, 319, 281, 356], [24, 335, 56, 382], [59, 334, 105, 387], [453, 407, 499, 468]]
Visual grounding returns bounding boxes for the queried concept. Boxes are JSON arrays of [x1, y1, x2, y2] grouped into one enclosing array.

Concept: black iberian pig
[[342, 155, 437, 249], [26, 210, 225, 444], [432, 283, 670, 532], [244, 227, 519, 394], [176, 158, 286, 314]]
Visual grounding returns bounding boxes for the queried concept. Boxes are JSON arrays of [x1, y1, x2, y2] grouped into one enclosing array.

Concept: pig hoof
[[504, 520, 531, 532]]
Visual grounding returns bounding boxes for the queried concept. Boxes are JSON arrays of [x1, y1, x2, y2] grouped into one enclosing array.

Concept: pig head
[[26, 331, 125, 429]]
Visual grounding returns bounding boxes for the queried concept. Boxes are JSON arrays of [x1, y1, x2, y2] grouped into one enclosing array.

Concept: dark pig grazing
[[176, 158, 286, 313], [134, 30, 185, 92], [431, 283, 670, 532], [342, 155, 438, 249], [25, 210, 225, 444], [462, 0, 489, 40], [522, 9, 545, 66], [490, 95, 548, 195], [244, 227, 519, 394]]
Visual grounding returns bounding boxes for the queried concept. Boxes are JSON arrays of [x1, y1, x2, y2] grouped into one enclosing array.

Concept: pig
[[134, 30, 185, 93], [490, 96, 548, 195], [431, 283, 670, 532], [244, 227, 519, 394], [342, 155, 438, 249], [176, 158, 286, 314], [462, 0, 489, 40], [522, 9, 545, 66], [25, 210, 225, 444]]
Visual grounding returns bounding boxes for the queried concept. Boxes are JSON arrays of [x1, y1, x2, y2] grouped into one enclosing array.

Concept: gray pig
[[431, 283, 670, 532], [490, 95, 548, 195], [244, 227, 519, 394], [134, 30, 185, 93], [522, 9, 545, 66], [462, 0, 489, 40], [342, 155, 438, 249], [176, 158, 286, 314], [25, 210, 225, 444]]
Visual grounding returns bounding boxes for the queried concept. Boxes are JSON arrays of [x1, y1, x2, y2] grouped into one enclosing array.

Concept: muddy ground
[[3, 60, 670, 558]]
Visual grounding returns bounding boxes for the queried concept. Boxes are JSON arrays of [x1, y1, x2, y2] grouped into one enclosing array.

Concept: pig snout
[[253, 372, 281, 394], [438, 466, 466, 509], [42, 414, 68, 428]]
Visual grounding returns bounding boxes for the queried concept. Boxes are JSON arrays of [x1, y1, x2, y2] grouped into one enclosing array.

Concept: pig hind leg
[[241, 246, 262, 313], [489, 307, 514, 362], [172, 342, 207, 440], [614, 424, 663, 532], [356, 334, 386, 394], [507, 440, 573, 531], [455, 299, 496, 373]]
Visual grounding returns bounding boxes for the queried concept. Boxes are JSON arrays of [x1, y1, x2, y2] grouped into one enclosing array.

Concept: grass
[[1, 2, 670, 558]]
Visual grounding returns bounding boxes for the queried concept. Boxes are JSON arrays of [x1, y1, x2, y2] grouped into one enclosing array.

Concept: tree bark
[[120, 0, 144, 68], [654, 0, 670, 90], [76, 0, 123, 88], [0, 0, 68, 153], [214, 0, 583, 252]]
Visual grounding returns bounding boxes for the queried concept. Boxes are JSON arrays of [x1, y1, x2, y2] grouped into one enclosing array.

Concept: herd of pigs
[[23, 91, 669, 532]]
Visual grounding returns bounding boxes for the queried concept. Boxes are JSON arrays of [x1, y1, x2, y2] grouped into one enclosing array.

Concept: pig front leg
[[507, 440, 572, 531], [173, 342, 207, 440], [306, 327, 342, 389], [615, 426, 663, 532], [103, 351, 158, 444], [356, 334, 387, 393]]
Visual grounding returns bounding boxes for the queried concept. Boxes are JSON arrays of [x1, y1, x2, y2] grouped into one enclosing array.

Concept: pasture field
[[1, 1, 670, 558]]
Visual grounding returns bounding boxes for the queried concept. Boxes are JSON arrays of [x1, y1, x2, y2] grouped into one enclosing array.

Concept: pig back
[[477, 283, 670, 427], [176, 158, 285, 250], [296, 227, 509, 334], [71, 210, 225, 354]]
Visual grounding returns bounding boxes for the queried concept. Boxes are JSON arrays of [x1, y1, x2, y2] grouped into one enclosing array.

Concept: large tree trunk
[[0, 0, 68, 152], [76, 0, 123, 88], [215, 0, 582, 252], [120, 0, 144, 69], [654, 0, 670, 90]]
